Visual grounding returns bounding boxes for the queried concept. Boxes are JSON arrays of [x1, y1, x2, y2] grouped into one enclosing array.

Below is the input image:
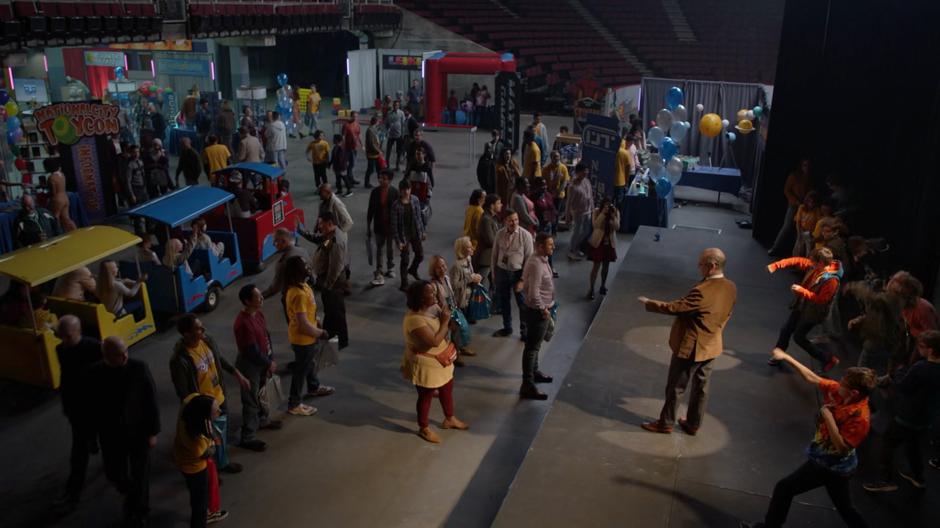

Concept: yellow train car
[[0, 226, 156, 389]]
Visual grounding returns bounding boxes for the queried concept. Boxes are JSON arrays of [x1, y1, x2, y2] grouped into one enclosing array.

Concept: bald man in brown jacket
[[639, 248, 737, 436]]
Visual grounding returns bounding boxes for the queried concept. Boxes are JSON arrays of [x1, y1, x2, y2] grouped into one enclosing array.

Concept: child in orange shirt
[[741, 349, 876, 528]]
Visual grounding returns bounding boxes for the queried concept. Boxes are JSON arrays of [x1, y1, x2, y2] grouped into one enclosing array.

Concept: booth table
[[677, 167, 742, 204], [169, 127, 201, 156], [0, 192, 89, 254], [620, 189, 674, 234]]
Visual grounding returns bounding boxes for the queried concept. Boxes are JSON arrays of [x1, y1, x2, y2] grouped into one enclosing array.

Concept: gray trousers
[[236, 357, 271, 442], [659, 355, 714, 428]]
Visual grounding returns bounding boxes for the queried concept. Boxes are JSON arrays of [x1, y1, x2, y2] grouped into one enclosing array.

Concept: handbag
[[314, 336, 341, 374], [467, 284, 492, 320], [451, 307, 472, 346]]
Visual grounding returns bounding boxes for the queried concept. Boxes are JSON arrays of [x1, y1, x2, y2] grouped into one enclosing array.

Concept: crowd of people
[[3, 88, 938, 528]]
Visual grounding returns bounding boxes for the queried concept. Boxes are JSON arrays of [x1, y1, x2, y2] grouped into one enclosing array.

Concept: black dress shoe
[[534, 371, 553, 383], [519, 387, 548, 400]]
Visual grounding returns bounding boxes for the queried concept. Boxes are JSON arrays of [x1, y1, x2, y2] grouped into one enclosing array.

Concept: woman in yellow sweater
[[462, 189, 486, 251], [174, 394, 227, 527]]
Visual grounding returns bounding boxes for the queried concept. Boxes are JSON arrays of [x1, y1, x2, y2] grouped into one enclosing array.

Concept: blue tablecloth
[[168, 127, 200, 156], [678, 167, 742, 195], [0, 192, 88, 254], [620, 190, 673, 234]]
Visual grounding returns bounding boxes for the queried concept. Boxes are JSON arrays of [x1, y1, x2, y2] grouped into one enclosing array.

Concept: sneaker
[[899, 471, 927, 489], [822, 355, 840, 372], [862, 481, 898, 492], [288, 404, 318, 416], [304, 385, 335, 398], [238, 439, 267, 452], [207, 510, 229, 524], [343, 191, 354, 198]]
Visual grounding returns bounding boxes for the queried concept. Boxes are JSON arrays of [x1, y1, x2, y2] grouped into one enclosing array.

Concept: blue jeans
[[494, 267, 526, 334], [288, 343, 320, 408]]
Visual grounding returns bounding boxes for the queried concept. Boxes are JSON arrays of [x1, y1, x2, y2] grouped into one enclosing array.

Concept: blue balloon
[[666, 86, 683, 111], [660, 136, 679, 162], [276, 73, 288, 87], [6, 116, 20, 130], [655, 176, 672, 197], [726, 131, 737, 143]]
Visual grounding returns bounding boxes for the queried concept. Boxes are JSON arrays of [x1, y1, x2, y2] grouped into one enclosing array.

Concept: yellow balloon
[[699, 113, 722, 138], [736, 109, 748, 122], [736, 119, 755, 134], [4, 101, 18, 117]]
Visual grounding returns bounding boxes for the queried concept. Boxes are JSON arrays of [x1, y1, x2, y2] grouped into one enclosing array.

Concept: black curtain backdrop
[[755, 0, 940, 296]]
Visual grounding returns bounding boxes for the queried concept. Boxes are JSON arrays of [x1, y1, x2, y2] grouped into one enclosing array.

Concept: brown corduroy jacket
[[645, 276, 737, 362]]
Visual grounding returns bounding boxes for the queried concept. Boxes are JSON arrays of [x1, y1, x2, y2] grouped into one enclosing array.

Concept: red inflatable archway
[[424, 52, 518, 127]]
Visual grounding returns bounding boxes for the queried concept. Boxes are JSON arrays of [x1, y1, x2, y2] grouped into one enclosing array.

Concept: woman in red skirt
[[587, 198, 620, 300]]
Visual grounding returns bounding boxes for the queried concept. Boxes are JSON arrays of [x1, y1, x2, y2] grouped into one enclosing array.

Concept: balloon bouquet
[[275, 73, 296, 137], [646, 85, 764, 196]]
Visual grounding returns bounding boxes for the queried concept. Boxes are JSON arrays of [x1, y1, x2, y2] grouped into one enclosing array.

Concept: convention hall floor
[[0, 117, 933, 527]]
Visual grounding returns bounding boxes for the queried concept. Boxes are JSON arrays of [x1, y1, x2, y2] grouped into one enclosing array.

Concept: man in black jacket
[[86, 336, 160, 528], [366, 169, 399, 286], [54, 315, 101, 511]]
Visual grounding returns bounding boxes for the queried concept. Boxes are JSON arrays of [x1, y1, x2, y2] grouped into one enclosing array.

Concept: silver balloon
[[666, 156, 684, 184], [647, 126, 665, 148], [656, 108, 674, 133], [673, 104, 688, 122], [648, 153, 664, 169]]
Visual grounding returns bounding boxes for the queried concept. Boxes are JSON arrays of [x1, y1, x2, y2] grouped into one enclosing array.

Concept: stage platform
[[493, 225, 937, 527]]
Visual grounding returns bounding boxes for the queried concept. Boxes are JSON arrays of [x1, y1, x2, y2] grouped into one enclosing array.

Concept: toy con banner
[[33, 102, 121, 221]]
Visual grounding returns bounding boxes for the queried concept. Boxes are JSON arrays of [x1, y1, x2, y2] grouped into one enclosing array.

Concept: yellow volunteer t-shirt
[[308, 139, 330, 165], [202, 144, 231, 176], [614, 147, 633, 187], [187, 341, 225, 405], [524, 142, 542, 178], [173, 419, 213, 474], [287, 283, 318, 346]]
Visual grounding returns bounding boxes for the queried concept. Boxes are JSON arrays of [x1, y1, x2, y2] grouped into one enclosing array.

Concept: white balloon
[[666, 156, 684, 184], [721, 119, 730, 128], [695, 103, 704, 112], [746, 110, 755, 120], [656, 108, 674, 133], [673, 104, 688, 122], [647, 126, 665, 148]]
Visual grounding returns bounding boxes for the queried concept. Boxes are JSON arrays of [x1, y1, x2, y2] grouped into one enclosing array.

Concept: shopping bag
[[467, 284, 491, 320], [451, 308, 472, 346], [259, 373, 284, 410], [314, 336, 341, 374]]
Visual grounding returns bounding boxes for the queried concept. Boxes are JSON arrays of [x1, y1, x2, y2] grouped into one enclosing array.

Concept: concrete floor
[[0, 116, 930, 527]]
